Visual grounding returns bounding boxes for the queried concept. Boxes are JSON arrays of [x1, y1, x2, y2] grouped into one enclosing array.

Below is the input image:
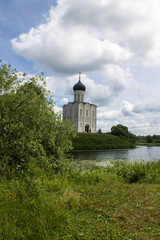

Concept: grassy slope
[[72, 133, 135, 150], [1, 161, 160, 239]]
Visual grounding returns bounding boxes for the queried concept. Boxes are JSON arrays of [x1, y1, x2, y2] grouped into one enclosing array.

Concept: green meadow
[[1, 160, 160, 240]]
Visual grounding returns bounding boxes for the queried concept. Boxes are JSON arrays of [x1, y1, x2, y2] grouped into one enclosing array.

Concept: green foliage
[[68, 159, 160, 184], [72, 133, 135, 150], [111, 124, 136, 144], [0, 61, 76, 175], [97, 128, 102, 133], [111, 124, 128, 137], [1, 160, 160, 239], [112, 161, 160, 183], [146, 135, 153, 143], [136, 134, 160, 146]]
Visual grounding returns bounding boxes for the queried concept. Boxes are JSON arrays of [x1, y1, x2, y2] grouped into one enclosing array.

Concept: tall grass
[[1, 159, 160, 239], [0, 174, 68, 239], [112, 160, 160, 183], [67, 160, 160, 184]]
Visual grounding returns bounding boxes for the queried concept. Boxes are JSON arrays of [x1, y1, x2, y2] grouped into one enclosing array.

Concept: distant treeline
[[72, 133, 135, 151], [136, 135, 160, 145]]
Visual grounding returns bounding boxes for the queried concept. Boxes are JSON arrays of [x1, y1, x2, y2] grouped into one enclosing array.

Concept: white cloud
[[98, 107, 122, 121], [133, 102, 160, 113], [104, 65, 133, 93], [54, 105, 62, 114], [121, 101, 134, 116], [63, 70, 133, 106], [60, 97, 68, 105], [10, 0, 160, 135], [97, 100, 160, 134], [56, 73, 113, 106], [11, 0, 160, 75]]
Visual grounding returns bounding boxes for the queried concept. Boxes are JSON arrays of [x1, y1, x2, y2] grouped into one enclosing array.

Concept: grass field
[[72, 133, 135, 150], [1, 160, 160, 239]]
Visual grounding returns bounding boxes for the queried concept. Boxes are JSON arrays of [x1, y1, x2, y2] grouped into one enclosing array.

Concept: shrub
[[0, 61, 76, 176]]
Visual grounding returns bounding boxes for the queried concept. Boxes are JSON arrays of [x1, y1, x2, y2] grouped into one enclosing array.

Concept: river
[[72, 146, 160, 166]]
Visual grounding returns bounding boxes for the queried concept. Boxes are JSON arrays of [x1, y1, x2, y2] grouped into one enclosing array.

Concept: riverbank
[[72, 145, 160, 161], [72, 133, 135, 150], [137, 142, 160, 147], [1, 160, 160, 239]]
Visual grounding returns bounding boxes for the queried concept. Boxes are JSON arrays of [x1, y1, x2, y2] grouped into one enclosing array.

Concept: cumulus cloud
[[98, 107, 122, 121], [60, 97, 68, 105], [121, 101, 134, 116], [10, 0, 160, 135], [121, 101, 160, 116], [62, 70, 133, 106], [97, 100, 160, 134], [104, 65, 133, 93], [133, 102, 160, 113], [56, 73, 112, 106], [11, 0, 160, 75]]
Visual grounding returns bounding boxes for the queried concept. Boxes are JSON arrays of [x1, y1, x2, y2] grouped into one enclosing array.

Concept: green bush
[[0, 61, 76, 176]]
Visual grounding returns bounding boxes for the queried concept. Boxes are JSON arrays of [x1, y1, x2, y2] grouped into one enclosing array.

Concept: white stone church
[[63, 73, 97, 133]]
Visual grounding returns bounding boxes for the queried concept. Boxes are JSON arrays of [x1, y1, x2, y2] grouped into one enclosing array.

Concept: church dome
[[73, 80, 86, 91], [73, 73, 86, 91]]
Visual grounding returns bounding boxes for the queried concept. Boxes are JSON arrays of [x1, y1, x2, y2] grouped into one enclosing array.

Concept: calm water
[[73, 146, 160, 165]]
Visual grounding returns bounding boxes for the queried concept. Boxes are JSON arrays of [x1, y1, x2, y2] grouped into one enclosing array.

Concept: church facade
[[63, 73, 97, 133]]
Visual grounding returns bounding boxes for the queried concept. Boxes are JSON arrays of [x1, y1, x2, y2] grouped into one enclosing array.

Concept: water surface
[[73, 146, 160, 166]]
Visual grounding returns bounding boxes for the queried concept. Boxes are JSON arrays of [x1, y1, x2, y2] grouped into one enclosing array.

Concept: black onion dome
[[73, 80, 86, 91]]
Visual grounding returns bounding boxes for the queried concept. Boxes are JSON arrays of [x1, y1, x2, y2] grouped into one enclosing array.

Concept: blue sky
[[0, 0, 57, 71], [1, 0, 160, 135]]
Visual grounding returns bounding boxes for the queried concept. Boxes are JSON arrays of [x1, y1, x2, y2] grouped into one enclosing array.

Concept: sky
[[1, 0, 160, 135]]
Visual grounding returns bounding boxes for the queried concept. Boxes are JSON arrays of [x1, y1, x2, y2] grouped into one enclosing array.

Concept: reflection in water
[[73, 146, 160, 165]]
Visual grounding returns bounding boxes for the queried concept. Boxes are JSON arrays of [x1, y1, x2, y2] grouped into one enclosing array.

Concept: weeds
[[0, 160, 160, 239], [112, 160, 160, 183]]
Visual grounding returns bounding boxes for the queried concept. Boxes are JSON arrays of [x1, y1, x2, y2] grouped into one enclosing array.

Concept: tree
[[97, 128, 102, 133], [0, 61, 76, 174], [111, 124, 135, 143], [146, 135, 153, 143], [111, 124, 129, 137]]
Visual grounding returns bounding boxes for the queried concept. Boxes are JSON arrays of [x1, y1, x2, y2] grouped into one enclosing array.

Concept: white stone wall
[[63, 102, 79, 129], [74, 90, 85, 102], [63, 101, 97, 133], [78, 103, 97, 133]]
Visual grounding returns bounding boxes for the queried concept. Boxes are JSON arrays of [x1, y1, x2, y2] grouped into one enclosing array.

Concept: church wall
[[78, 102, 84, 132], [74, 90, 85, 102], [78, 102, 97, 133], [63, 102, 79, 130]]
